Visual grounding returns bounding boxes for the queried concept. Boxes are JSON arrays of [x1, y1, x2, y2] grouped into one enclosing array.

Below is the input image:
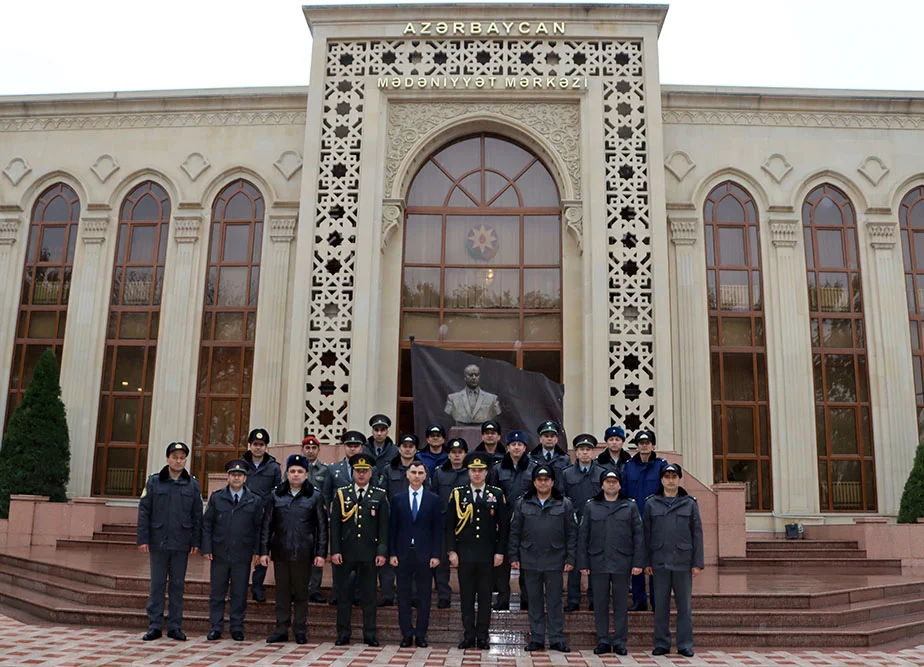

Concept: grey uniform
[[643, 488, 704, 653], [242, 451, 282, 598], [306, 459, 330, 598], [561, 461, 605, 606], [201, 486, 262, 633], [137, 467, 203, 632], [508, 489, 578, 647], [577, 492, 645, 648]]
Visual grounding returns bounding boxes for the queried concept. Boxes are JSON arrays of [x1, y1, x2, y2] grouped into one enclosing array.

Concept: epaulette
[[371, 486, 387, 493], [628, 497, 636, 503]]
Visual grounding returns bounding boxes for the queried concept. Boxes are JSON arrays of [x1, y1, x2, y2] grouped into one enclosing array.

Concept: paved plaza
[[3, 613, 924, 667]]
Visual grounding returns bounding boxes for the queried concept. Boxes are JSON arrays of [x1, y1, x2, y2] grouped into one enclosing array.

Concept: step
[[57, 538, 138, 550], [719, 557, 902, 572], [747, 540, 859, 550], [101, 523, 136, 535], [745, 549, 868, 559], [92, 532, 136, 543]]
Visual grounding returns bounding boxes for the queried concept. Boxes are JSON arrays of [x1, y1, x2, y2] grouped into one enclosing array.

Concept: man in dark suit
[[388, 460, 443, 647]]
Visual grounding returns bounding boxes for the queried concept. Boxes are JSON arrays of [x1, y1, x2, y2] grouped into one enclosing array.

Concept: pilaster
[[250, 206, 297, 437], [0, 206, 25, 442], [667, 208, 711, 481], [147, 205, 204, 477], [763, 214, 818, 515], [862, 210, 918, 515], [60, 206, 113, 496]]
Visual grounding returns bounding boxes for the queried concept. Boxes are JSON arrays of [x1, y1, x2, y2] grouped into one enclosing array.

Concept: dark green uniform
[[445, 483, 509, 644], [330, 483, 389, 643]]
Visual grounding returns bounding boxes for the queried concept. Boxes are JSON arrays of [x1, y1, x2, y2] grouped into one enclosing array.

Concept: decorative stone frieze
[[668, 215, 698, 246], [90, 154, 119, 183], [380, 199, 404, 252], [173, 210, 203, 244], [867, 219, 897, 249], [80, 214, 110, 244], [769, 218, 799, 248], [561, 200, 584, 253], [663, 108, 924, 130], [0, 111, 307, 132], [2, 157, 31, 186], [269, 215, 298, 243], [0, 207, 22, 245], [761, 153, 793, 184]]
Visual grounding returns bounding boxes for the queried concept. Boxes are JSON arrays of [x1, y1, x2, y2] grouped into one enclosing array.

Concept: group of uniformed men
[[136, 415, 703, 656]]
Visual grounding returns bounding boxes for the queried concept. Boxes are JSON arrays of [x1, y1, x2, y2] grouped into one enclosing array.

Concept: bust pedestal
[[448, 425, 483, 449]]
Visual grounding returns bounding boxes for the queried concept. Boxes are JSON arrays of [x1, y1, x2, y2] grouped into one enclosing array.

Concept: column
[[146, 207, 204, 476], [667, 210, 711, 482], [863, 213, 918, 515], [0, 206, 24, 441], [60, 207, 112, 497], [763, 216, 818, 515], [250, 209, 297, 438]]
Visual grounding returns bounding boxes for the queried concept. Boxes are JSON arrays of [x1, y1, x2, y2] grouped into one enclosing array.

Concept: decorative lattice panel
[[305, 38, 653, 441]]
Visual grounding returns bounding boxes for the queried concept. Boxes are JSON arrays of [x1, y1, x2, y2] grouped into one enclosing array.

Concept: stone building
[[0, 4, 921, 529]]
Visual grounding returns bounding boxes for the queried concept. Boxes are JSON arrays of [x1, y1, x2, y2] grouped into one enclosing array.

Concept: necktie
[[475, 488, 482, 502], [412, 491, 419, 520], [357, 488, 365, 503], [582, 467, 588, 474], [546, 452, 552, 462], [233, 493, 239, 505], [376, 447, 382, 457]]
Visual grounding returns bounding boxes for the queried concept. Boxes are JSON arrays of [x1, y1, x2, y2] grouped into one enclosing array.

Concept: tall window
[[900, 186, 924, 438], [193, 179, 263, 493], [803, 184, 875, 511], [6, 183, 80, 427], [92, 182, 170, 497], [704, 182, 771, 511], [398, 134, 562, 433]]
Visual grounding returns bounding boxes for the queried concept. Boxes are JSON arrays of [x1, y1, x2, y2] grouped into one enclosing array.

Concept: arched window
[[704, 182, 771, 511], [803, 184, 875, 511], [900, 186, 924, 437], [192, 179, 263, 494], [398, 134, 562, 433], [92, 182, 170, 497], [6, 183, 80, 426]]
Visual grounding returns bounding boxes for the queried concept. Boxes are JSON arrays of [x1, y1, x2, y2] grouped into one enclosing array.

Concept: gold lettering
[[420, 22, 431, 35], [405, 78, 415, 87], [450, 77, 459, 86], [436, 22, 448, 35], [533, 77, 542, 88], [430, 77, 442, 88], [475, 77, 485, 88], [553, 22, 565, 34], [546, 77, 557, 88], [572, 77, 581, 88], [378, 77, 389, 88], [505, 77, 516, 88], [488, 76, 497, 88], [418, 78, 426, 88], [453, 22, 465, 35], [403, 23, 416, 35], [392, 77, 401, 87], [486, 22, 499, 35], [502, 22, 515, 34], [470, 22, 482, 35], [560, 77, 568, 88], [518, 22, 530, 34], [535, 22, 548, 35], [519, 77, 529, 88], [584, 77, 589, 88], [462, 76, 471, 87]]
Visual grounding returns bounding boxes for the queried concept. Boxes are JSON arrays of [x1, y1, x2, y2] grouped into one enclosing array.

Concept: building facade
[[0, 4, 921, 528]]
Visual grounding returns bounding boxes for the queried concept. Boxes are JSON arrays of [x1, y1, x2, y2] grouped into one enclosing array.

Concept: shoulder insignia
[[140, 487, 147, 498]]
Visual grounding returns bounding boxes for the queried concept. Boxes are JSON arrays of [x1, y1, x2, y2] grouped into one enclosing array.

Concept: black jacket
[[260, 482, 329, 563], [489, 453, 535, 504], [430, 462, 470, 510], [643, 487, 705, 571], [561, 461, 605, 509], [202, 486, 262, 563], [577, 491, 644, 573], [508, 487, 577, 571], [474, 441, 506, 467], [137, 467, 202, 552], [595, 448, 631, 477], [381, 456, 416, 498], [243, 451, 282, 499], [364, 436, 398, 473]]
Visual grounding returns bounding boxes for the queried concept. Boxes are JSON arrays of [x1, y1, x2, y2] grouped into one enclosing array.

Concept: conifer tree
[[898, 440, 924, 523]]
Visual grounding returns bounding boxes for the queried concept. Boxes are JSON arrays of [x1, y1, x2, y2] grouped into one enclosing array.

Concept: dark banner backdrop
[[410, 341, 565, 449]]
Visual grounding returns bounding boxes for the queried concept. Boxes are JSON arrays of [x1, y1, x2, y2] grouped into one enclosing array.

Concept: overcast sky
[[1, 0, 922, 96]]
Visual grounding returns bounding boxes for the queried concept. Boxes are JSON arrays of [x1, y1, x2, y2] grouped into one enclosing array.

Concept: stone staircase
[[719, 539, 903, 573], [2, 532, 924, 648]]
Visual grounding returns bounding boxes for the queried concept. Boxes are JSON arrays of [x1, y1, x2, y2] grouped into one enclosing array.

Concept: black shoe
[[492, 602, 509, 611], [377, 598, 393, 607], [231, 631, 245, 641], [520, 603, 529, 612], [365, 638, 380, 647], [678, 648, 695, 657], [628, 601, 649, 612], [207, 630, 221, 641], [167, 629, 187, 641], [550, 642, 571, 653], [295, 634, 307, 645], [335, 636, 350, 646], [475, 638, 490, 650], [142, 629, 162, 641], [329, 598, 339, 606], [588, 601, 594, 611], [437, 599, 451, 609], [411, 598, 419, 608], [400, 636, 414, 648], [564, 602, 580, 612], [614, 646, 628, 656], [458, 639, 475, 649], [593, 642, 611, 654], [252, 592, 266, 602], [309, 593, 327, 604], [266, 633, 288, 643], [352, 599, 362, 607], [525, 641, 544, 651], [652, 647, 669, 656], [415, 637, 428, 647]]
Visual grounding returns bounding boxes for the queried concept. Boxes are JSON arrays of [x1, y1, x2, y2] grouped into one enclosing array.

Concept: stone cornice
[[0, 110, 308, 133], [662, 107, 924, 130]]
